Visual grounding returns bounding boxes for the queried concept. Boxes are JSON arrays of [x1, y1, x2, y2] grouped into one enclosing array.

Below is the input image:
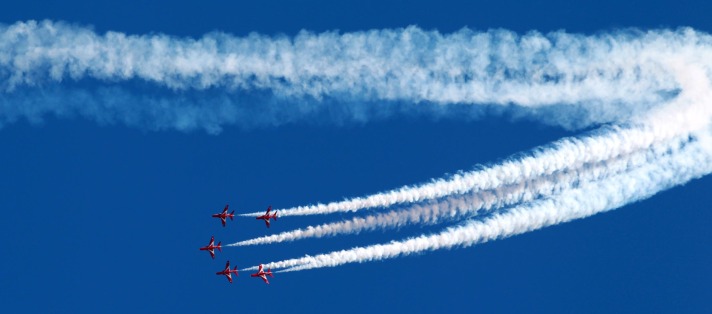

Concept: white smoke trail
[[241, 57, 712, 218], [242, 127, 712, 272], [238, 62, 712, 272], [4, 21, 711, 272], [4, 20, 712, 132], [230, 135, 688, 246], [1, 20, 690, 106], [241, 124, 688, 218]]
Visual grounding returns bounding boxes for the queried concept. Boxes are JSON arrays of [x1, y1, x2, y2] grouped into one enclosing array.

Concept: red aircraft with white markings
[[199, 236, 222, 259], [250, 264, 274, 284], [216, 260, 239, 283], [212, 204, 235, 227], [256, 206, 277, 228]]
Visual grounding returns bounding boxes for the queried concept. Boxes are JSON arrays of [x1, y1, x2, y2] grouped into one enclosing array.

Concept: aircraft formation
[[201, 204, 277, 284]]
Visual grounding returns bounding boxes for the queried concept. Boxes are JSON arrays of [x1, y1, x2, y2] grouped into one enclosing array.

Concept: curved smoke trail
[[245, 64, 712, 271], [242, 57, 712, 218], [2, 20, 710, 274], [245, 128, 712, 272]]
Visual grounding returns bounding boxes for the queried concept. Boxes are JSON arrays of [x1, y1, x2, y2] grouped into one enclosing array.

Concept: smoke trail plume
[[242, 62, 712, 271], [4, 20, 711, 274], [241, 59, 712, 218], [244, 128, 712, 272], [242, 123, 692, 218], [230, 135, 688, 246], [3, 20, 711, 132]]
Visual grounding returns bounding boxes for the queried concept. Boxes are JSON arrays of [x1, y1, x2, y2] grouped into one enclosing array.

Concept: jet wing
[[208, 236, 215, 246], [209, 250, 215, 259], [221, 217, 226, 227], [258, 264, 263, 272], [226, 273, 233, 283], [224, 261, 231, 271], [222, 205, 229, 214], [260, 275, 269, 284]]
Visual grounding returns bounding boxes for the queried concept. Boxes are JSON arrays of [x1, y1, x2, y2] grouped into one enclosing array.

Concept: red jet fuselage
[[216, 261, 239, 283], [212, 204, 235, 227], [256, 206, 277, 228], [199, 236, 222, 259], [250, 264, 274, 284]]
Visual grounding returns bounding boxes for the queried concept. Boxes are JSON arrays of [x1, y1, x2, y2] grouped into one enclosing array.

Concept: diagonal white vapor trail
[[243, 127, 712, 272], [230, 135, 689, 247], [241, 123, 694, 218]]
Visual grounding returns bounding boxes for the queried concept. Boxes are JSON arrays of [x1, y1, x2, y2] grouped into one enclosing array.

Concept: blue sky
[[1, 1, 711, 313]]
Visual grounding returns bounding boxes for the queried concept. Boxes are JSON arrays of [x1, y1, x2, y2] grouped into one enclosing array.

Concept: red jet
[[256, 206, 277, 228], [199, 236, 222, 259], [216, 260, 239, 283], [212, 204, 235, 227], [250, 264, 274, 284]]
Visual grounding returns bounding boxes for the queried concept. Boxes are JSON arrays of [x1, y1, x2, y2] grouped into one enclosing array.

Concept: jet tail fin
[[230, 210, 235, 220], [273, 211, 278, 220], [217, 242, 222, 252], [268, 269, 274, 277]]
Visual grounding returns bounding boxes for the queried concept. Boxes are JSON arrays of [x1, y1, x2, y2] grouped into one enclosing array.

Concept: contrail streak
[[244, 128, 712, 272], [230, 135, 688, 246], [240, 64, 712, 272], [4, 21, 711, 275], [241, 61, 712, 218], [1, 20, 686, 104], [241, 123, 693, 218], [3, 21, 710, 131]]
